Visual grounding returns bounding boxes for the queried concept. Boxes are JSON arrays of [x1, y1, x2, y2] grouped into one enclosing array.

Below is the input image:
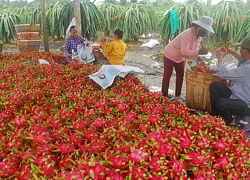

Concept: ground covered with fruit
[[0, 51, 249, 179]]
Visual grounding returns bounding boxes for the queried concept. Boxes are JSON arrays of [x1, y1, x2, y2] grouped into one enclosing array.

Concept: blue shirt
[[237, 58, 245, 67], [217, 59, 250, 107]]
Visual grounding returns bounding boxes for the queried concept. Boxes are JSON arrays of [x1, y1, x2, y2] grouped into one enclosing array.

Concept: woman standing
[[162, 16, 214, 101]]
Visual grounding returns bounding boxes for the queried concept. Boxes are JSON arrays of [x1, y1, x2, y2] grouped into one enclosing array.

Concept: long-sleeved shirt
[[64, 35, 89, 63], [101, 39, 126, 65], [217, 59, 250, 107], [164, 27, 202, 63]]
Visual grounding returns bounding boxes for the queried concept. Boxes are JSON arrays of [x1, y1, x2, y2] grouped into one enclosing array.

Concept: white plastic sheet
[[198, 52, 212, 59], [141, 39, 160, 48], [38, 59, 49, 65], [89, 65, 145, 89], [66, 17, 76, 39]]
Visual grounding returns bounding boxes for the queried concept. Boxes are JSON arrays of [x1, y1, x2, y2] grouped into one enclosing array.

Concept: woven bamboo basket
[[186, 69, 221, 113], [92, 45, 107, 60], [15, 24, 40, 33], [17, 32, 40, 40], [17, 40, 41, 52]]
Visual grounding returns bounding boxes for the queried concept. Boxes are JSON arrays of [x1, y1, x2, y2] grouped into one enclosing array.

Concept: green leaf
[[89, 169, 95, 179]]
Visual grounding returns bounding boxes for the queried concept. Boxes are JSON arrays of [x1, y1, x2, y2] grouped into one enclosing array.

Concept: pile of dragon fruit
[[0, 52, 249, 179]]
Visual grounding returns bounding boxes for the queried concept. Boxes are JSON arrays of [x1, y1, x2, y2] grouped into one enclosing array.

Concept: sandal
[[227, 119, 244, 129], [227, 121, 236, 127], [170, 95, 186, 103], [167, 94, 174, 99]]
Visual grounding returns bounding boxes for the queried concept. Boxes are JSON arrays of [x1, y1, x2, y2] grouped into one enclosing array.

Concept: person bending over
[[162, 16, 214, 101]]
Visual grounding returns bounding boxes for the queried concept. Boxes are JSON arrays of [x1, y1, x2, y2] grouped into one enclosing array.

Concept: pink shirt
[[164, 27, 201, 63]]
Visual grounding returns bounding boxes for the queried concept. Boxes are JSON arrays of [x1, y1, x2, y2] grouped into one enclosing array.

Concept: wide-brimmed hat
[[193, 16, 214, 33]]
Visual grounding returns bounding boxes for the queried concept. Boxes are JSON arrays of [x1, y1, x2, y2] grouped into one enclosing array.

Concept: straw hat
[[193, 16, 214, 33]]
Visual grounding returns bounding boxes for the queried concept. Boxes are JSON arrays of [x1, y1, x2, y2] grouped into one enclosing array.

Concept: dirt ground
[[1, 34, 238, 96]]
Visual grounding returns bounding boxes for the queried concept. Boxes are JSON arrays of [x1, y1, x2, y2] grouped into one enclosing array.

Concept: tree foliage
[[118, 3, 156, 42], [98, 3, 123, 36], [159, 0, 208, 43], [209, 0, 246, 43], [56, 0, 103, 41], [0, 0, 249, 44], [0, 10, 20, 43]]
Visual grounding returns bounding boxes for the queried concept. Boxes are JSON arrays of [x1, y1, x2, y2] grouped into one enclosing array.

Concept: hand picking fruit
[[101, 37, 106, 42], [220, 45, 229, 52]]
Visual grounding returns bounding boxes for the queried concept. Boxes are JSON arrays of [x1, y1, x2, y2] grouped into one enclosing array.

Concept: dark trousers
[[210, 81, 250, 125], [162, 56, 185, 97]]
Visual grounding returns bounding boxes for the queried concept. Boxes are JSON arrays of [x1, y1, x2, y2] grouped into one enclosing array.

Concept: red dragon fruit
[[87, 163, 106, 179], [56, 170, 86, 180], [168, 158, 185, 177], [222, 168, 242, 180], [55, 143, 75, 154], [195, 136, 211, 150], [13, 117, 27, 127], [72, 120, 87, 130], [15, 164, 32, 179], [109, 155, 128, 169], [130, 165, 146, 179], [68, 133, 82, 145], [148, 156, 164, 172], [103, 107, 114, 116], [94, 117, 106, 128], [41, 164, 56, 178], [148, 114, 161, 124], [212, 139, 227, 153], [146, 131, 163, 141], [36, 144, 54, 155], [94, 99, 107, 108], [179, 135, 191, 149], [0, 162, 17, 178], [186, 151, 209, 165], [130, 148, 147, 164], [89, 140, 107, 153], [213, 155, 232, 170], [57, 155, 75, 170], [117, 102, 129, 113], [105, 172, 123, 179]]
